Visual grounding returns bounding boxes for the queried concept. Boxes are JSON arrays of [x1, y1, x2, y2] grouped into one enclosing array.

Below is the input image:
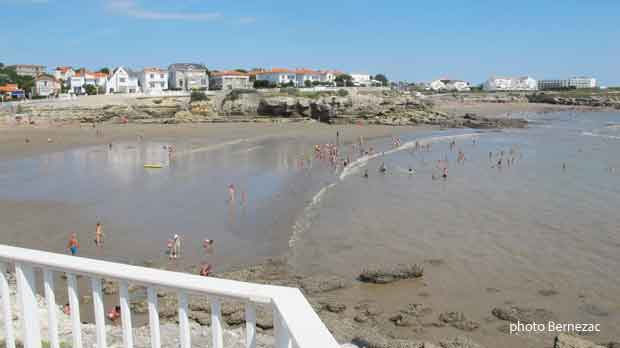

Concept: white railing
[[0, 244, 339, 348]]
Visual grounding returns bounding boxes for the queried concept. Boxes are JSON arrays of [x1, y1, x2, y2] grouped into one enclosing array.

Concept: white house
[[429, 79, 470, 92], [295, 69, 323, 87], [254, 68, 297, 86], [107, 67, 140, 94], [318, 70, 342, 85], [67, 70, 108, 95], [483, 76, 537, 91], [350, 74, 372, 87], [139, 67, 168, 94], [209, 70, 250, 90], [168, 63, 208, 90], [34, 74, 60, 97], [53, 67, 74, 81]]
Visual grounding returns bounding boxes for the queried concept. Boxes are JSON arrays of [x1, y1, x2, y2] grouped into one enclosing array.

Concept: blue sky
[[1, 0, 619, 85]]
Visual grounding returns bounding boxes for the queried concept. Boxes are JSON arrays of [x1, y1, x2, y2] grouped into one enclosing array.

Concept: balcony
[[0, 244, 339, 348]]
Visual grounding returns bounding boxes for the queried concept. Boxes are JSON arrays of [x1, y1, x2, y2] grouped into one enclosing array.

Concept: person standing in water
[[67, 233, 79, 256], [228, 184, 236, 202], [95, 222, 104, 247], [170, 234, 181, 259]]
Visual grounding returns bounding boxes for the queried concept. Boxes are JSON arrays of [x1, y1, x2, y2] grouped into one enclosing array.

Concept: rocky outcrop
[[358, 264, 424, 284], [491, 305, 555, 323], [5, 89, 531, 128], [527, 93, 620, 109]]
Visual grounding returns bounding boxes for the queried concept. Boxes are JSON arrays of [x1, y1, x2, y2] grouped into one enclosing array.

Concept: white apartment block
[[538, 77, 597, 90]]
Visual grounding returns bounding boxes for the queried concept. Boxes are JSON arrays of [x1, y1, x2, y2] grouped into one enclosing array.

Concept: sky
[[1, 0, 619, 85]]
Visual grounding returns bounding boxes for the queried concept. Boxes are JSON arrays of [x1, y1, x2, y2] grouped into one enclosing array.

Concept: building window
[[160, 74, 165, 79], [120, 78, 126, 83], [150, 74, 154, 79]]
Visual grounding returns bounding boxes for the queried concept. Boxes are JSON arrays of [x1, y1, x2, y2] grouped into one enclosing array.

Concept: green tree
[[190, 90, 208, 102], [84, 84, 97, 95], [304, 80, 312, 88], [235, 69, 248, 73], [0, 62, 4, 68], [98, 68, 110, 74], [335, 74, 353, 87], [374, 74, 388, 86]]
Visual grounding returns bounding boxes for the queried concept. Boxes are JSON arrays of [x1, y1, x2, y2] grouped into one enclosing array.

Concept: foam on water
[[289, 131, 488, 250], [581, 131, 620, 140]]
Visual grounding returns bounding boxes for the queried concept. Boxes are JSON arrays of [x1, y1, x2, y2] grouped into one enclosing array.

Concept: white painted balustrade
[[0, 244, 339, 348]]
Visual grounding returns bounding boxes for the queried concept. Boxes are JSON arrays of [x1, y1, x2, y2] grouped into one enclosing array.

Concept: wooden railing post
[[0, 263, 16, 348], [66, 273, 83, 348], [15, 263, 42, 348], [211, 297, 223, 348], [178, 292, 190, 348], [119, 281, 134, 348], [245, 303, 256, 348], [43, 270, 60, 348], [90, 278, 107, 348], [147, 287, 161, 348]]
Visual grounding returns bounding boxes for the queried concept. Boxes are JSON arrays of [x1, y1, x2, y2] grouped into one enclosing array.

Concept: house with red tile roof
[[34, 74, 61, 97], [139, 67, 168, 93], [209, 70, 250, 90], [54, 66, 75, 81]]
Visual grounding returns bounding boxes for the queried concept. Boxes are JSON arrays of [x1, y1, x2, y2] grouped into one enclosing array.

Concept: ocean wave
[[581, 131, 620, 140], [339, 132, 484, 180], [289, 131, 488, 250], [288, 182, 336, 249]]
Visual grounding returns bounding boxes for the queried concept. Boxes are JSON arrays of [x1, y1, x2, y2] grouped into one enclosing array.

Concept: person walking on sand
[[95, 222, 104, 247], [170, 234, 181, 259], [67, 233, 79, 256]]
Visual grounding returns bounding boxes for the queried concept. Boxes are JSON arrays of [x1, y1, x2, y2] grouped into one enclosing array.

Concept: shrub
[[253, 80, 276, 89], [337, 89, 349, 97], [190, 91, 208, 102], [83, 84, 97, 95]]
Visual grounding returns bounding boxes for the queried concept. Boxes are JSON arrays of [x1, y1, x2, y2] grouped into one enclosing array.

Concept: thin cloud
[[106, 0, 221, 21]]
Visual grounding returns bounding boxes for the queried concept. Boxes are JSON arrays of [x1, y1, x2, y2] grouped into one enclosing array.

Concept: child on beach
[[67, 233, 79, 256], [107, 306, 121, 322], [199, 263, 212, 277]]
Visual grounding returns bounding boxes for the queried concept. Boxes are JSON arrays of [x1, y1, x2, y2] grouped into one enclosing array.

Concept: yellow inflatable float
[[143, 164, 163, 169]]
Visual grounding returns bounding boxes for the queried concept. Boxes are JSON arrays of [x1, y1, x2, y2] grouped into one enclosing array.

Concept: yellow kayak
[[144, 164, 163, 169]]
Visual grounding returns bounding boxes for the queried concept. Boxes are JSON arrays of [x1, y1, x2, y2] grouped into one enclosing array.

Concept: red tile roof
[[0, 84, 20, 93], [211, 70, 249, 77], [254, 68, 295, 75]]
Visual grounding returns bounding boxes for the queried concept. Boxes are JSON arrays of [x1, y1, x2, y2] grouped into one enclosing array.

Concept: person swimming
[[363, 169, 369, 178], [379, 162, 387, 174]]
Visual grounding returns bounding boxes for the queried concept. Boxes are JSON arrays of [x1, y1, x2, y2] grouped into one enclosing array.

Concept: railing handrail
[[0, 244, 340, 348]]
